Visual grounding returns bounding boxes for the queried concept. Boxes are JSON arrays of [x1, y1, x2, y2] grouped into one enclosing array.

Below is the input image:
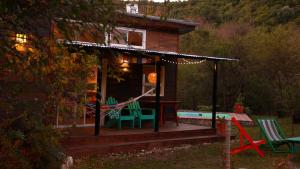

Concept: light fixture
[[122, 57, 129, 63], [147, 72, 157, 84], [120, 55, 130, 72], [122, 67, 129, 72], [15, 33, 27, 52], [16, 34, 27, 44]]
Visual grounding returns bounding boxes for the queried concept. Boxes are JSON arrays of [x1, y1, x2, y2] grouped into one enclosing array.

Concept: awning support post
[[212, 61, 218, 129], [155, 58, 161, 132], [95, 56, 102, 136]]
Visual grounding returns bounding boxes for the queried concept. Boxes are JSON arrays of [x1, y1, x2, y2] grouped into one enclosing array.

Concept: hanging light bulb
[[147, 72, 157, 84]]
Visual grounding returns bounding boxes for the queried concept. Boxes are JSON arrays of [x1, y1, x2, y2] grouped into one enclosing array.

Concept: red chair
[[230, 117, 266, 157]]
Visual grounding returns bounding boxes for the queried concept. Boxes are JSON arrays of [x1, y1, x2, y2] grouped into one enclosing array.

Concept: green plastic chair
[[256, 118, 299, 153], [106, 97, 135, 129], [126, 101, 155, 128]]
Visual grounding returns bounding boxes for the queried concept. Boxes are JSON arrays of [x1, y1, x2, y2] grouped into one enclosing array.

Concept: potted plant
[[217, 116, 227, 136], [233, 94, 245, 114]]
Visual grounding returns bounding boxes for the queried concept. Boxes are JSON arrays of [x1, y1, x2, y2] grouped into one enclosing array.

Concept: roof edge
[[58, 40, 239, 62], [118, 11, 198, 27]]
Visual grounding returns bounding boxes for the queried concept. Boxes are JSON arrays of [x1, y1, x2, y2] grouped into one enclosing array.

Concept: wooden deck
[[62, 122, 224, 156]]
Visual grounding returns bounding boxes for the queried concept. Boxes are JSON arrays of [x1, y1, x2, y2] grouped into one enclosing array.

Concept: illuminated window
[[128, 31, 143, 46], [16, 34, 27, 44], [142, 65, 165, 96]]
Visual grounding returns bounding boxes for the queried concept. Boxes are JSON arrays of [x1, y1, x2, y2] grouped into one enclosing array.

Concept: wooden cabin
[[105, 12, 197, 117], [1, 2, 238, 156], [53, 8, 198, 128], [53, 5, 237, 156]]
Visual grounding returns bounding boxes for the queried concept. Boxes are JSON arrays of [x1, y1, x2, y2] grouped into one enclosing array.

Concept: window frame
[[106, 27, 146, 49], [142, 65, 165, 97]]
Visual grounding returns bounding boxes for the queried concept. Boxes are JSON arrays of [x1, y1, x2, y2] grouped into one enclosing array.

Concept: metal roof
[[121, 12, 198, 27], [62, 40, 239, 62]]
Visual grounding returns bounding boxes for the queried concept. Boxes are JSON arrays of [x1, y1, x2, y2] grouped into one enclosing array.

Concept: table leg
[[292, 143, 295, 153], [160, 104, 164, 126], [175, 103, 179, 126], [162, 104, 165, 125], [292, 142, 299, 153]]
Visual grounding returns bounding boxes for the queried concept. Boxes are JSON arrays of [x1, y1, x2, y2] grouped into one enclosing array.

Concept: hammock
[[86, 88, 155, 119]]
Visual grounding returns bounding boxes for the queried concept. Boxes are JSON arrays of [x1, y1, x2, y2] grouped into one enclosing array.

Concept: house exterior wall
[[52, 15, 187, 106], [106, 29, 179, 103], [146, 30, 178, 52], [52, 22, 105, 43]]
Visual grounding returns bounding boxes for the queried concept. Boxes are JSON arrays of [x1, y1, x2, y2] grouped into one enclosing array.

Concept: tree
[[243, 25, 300, 114], [178, 19, 300, 115], [0, 0, 116, 168]]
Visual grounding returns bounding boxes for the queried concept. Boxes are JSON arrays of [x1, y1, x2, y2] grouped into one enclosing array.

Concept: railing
[[117, 2, 168, 17]]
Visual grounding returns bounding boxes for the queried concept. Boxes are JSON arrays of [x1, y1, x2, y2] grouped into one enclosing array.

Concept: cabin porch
[[59, 42, 237, 156], [62, 121, 223, 156]]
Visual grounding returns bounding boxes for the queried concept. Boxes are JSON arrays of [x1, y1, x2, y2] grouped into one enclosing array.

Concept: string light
[[58, 40, 234, 62], [162, 58, 206, 65]]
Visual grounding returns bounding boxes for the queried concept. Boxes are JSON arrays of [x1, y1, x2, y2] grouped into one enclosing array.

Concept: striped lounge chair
[[257, 118, 296, 153]]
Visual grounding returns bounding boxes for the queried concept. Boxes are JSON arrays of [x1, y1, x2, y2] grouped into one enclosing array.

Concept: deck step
[[65, 134, 224, 156], [62, 128, 216, 145]]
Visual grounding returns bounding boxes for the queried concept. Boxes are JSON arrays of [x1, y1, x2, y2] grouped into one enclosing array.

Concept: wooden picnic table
[[142, 100, 181, 126]]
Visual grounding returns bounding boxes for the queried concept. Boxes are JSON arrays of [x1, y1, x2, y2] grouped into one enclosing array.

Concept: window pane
[[128, 31, 143, 46], [111, 29, 127, 45]]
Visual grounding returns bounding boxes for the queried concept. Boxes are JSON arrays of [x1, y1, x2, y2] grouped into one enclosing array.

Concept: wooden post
[[100, 58, 108, 126], [212, 61, 218, 129], [101, 58, 108, 104], [95, 56, 102, 136], [155, 58, 161, 132]]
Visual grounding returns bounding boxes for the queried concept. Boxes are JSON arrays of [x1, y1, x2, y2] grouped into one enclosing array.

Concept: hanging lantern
[[147, 72, 157, 84], [119, 55, 130, 72]]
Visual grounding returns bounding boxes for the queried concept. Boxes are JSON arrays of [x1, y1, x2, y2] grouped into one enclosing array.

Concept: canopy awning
[[61, 40, 239, 62]]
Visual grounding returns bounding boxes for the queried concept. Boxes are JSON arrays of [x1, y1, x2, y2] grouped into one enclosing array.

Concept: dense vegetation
[[167, 0, 300, 26], [0, 1, 115, 168], [170, 0, 300, 115]]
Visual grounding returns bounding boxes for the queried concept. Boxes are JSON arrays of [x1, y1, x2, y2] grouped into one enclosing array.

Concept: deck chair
[[231, 117, 266, 157], [257, 118, 296, 153], [126, 101, 155, 128], [106, 97, 135, 129]]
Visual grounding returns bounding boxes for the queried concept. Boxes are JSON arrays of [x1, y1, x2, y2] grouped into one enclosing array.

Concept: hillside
[[167, 0, 300, 26], [152, 0, 300, 114]]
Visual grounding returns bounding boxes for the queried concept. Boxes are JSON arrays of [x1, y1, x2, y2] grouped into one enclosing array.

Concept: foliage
[[166, 0, 300, 26], [174, 0, 300, 114], [0, 0, 116, 168], [178, 22, 300, 112], [0, 114, 62, 169]]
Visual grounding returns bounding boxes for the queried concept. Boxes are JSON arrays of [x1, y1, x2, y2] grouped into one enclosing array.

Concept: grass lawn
[[72, 116, 300, 169]]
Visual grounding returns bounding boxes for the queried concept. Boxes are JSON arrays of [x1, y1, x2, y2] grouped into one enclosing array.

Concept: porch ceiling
[[63, 40, 239, 62]]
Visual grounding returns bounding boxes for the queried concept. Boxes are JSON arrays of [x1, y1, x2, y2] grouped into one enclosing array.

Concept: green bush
[[0, 113, 62, 169]]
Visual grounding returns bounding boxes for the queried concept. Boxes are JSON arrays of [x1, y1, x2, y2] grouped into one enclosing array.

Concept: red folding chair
[[230, 117, 266, 157]]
